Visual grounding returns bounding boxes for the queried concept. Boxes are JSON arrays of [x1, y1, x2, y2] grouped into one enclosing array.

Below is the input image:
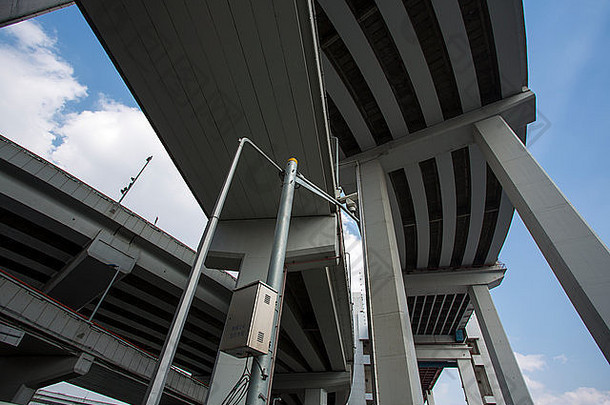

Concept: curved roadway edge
[[0, 271, 207, 405]]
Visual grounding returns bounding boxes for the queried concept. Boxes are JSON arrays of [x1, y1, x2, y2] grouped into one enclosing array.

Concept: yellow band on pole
[[288, 157, 298, 164]]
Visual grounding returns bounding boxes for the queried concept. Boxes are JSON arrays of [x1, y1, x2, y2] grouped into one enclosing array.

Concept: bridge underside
[[0, 135, 353, 404], [4, 0, 609, 405]]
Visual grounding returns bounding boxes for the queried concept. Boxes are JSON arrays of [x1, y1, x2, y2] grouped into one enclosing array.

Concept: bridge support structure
[[357, 159, 423, 405], [474, 115, 610, 363], [0, 353, 94, 404], [304, 388, 328, 405], [469, 285, 532, 405]]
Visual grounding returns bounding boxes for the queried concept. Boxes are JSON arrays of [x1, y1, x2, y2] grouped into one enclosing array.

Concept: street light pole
[[119, 155, 153, 204], [142, 140, 247, 405]]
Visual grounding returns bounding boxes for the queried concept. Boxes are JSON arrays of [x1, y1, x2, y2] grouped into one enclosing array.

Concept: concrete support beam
[[474, 115, 610, 362], [304, 388, 327, 405], [403, 265, 505, 296], [457, 359, 483, 405], [302, 267, 347, 370], [0, 353, 93, 404], [341, 90, 535, 169], [206, 216, 342, 403], [469, 285, 532, 405], [273, 372, 350, 393], [42, 230, 137, 309], [415, 344, 471, 362], [358, 159, 423, 405]]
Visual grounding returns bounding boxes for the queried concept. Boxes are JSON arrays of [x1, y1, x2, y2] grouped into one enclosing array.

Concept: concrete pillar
[[426, 390, 435, 405], [357, 160, 423, 405], [457, 359, 483, 405], [0, 353, 93, 404], [11, 385, 36, 405], [474, 115, 610, 362], [467, 314, 505, 405], [469, 285, 532, 405], [304, 388, 328, 405]]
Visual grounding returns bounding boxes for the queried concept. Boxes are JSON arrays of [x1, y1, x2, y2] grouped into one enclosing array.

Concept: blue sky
[[0, 1, 609, 404]]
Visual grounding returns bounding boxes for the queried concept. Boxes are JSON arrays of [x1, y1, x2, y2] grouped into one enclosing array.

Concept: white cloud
[[515, 352, 546, 372], [432, 352, 610, 405], [51, 98, 205, 248], [0, 19, 204, 249], [526, 375, 610, 405], [535, 387, 610, 405], [553, 354, 568, 364], [0, 20, 86, 157], [516, 352, 610, 405]]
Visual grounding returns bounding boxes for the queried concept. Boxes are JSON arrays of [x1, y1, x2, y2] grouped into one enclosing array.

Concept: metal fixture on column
[[245, 158, 299, 405]]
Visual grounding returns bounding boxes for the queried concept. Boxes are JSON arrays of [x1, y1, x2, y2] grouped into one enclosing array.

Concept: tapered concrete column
[[469, 285, 532, 405], [304, 388, 328, 405], [457, 359, 483, 405], [467, 314, 505, 405], [426, 390, 435, 405], [357, 160, 423, 405], [474, 115, 610, 362]]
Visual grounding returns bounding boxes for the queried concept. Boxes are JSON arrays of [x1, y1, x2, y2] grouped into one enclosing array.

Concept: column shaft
[[469, 285, 532, 405], [457, 359, 483, 405], [426, 390, 435, 405], [474, 115, 610, 361], [357, 160, 423, 405], [304, 388, 328, 405]]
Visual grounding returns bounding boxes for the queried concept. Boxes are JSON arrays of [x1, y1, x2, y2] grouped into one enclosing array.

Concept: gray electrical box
[[219, 281, 278, 358]]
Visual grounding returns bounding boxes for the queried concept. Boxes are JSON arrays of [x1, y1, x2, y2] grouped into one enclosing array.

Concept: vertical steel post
[[246, 158, 299, 405], [142, 139, 247, 405]]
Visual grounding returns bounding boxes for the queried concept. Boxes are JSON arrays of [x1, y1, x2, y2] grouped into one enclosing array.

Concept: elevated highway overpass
[[1, 0, 610, 404], [0, 135, 352, 404]]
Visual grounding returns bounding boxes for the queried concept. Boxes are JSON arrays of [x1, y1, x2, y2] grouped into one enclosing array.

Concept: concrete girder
[[272, 372, 350, 393], [0, 136, 236, 309], [0, 222, 72, 263], [302, 267, 347, 371], [91, 306, 215, 372], [321, 54, 376, 151], [317, 0, 409, 137], [282, 306, 326, 372], [340, 90, 535, 173], [0, 272, 207, 404], [42, 230, 138, 310], [415, 344, 471, 362]]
